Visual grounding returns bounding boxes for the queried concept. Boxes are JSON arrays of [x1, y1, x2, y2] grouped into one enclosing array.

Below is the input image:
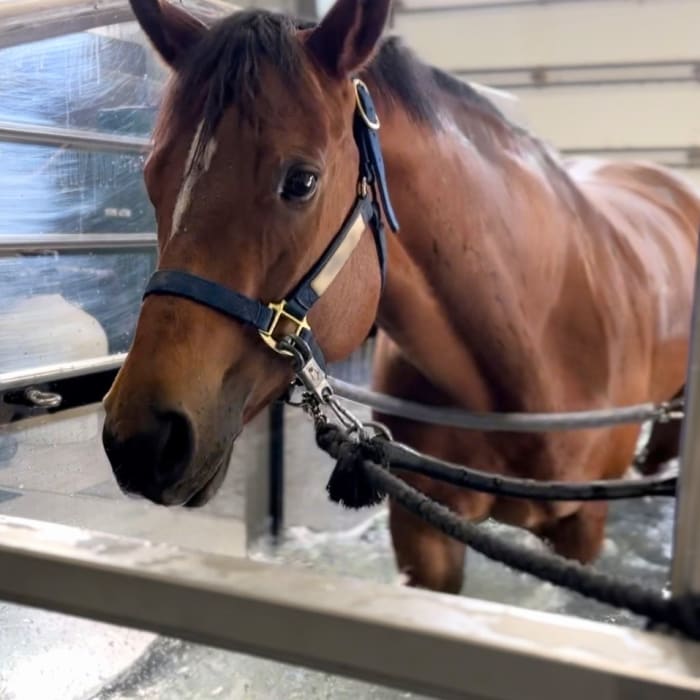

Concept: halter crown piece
[[143, 79, 399, 373]]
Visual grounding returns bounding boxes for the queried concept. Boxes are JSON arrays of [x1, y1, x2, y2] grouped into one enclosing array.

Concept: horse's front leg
[[388, 483, 466, 593], [371, 332, 495, 593], [380, 427, 494, 593]]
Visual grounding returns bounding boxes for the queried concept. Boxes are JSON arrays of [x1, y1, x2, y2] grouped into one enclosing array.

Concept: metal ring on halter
[[258, 301, 311, 358], [277, 335, 312, 372], [352, 78, 381, 130]]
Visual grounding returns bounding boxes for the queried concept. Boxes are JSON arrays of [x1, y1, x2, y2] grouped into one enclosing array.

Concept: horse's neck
[[375, 103, 582, 411]]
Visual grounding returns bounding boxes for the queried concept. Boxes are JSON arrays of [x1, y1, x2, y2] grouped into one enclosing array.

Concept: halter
[[143, 79, 399, 371]]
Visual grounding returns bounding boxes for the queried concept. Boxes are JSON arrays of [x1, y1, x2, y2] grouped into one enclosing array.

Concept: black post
[[268, 400, 286, 540]]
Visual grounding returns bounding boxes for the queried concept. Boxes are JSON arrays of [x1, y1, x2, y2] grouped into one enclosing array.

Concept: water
[[252, 490, 675, 630]]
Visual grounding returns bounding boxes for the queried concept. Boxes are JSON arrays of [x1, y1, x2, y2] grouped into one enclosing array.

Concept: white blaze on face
[[170, 119, 218, 238]]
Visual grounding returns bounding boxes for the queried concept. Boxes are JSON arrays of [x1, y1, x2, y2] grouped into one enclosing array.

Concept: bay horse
[[103, 0, 700, 593]]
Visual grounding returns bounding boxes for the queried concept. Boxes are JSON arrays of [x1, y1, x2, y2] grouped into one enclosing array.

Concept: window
[[0, 22, 165, 373]]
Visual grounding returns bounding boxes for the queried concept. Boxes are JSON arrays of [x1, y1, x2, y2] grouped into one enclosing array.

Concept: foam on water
[[252, 483, 676, 630]]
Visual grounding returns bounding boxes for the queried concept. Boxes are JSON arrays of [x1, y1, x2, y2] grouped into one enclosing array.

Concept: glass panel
[[0, 144, 153, 235], [0, 23, 166, 136], [0, 22, 163, 369], [1, 250, 155, 370]]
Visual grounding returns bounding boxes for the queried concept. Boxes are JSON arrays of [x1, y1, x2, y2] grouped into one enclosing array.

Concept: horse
[[102, 0, 700, 594]]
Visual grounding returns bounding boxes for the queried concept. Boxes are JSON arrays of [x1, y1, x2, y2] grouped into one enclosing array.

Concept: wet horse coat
[[102, 0, 700, 593]]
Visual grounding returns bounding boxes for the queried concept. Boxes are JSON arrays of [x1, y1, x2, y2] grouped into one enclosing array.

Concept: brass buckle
[[352, 78, 380, 130], [259, 300, 311, 354]]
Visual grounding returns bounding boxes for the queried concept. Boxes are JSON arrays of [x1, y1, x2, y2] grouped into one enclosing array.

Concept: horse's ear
[[130, 0, 207, 68], [305, 0, 392, 79]]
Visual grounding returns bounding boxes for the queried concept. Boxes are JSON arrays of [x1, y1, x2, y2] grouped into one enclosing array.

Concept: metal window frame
[[0, 121, 151, 153], [1, 514, 699, 700], [0, 233, 157, 254], [0, 354, 125, 393], [0, 0, 235, 49]]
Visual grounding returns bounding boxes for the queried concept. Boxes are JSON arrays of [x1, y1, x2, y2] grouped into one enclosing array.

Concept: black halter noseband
[[143, 79, 399, 369]]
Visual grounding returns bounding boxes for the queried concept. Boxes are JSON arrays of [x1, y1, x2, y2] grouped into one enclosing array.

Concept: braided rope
[[316, 423, 700, 639], [374, 439, 677, 501]]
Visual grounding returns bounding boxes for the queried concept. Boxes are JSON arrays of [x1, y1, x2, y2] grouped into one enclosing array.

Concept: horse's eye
[[281, 168, 318, 203]]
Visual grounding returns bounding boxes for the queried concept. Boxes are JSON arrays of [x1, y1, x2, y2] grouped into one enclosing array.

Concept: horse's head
[[102, 0, 395, 506]]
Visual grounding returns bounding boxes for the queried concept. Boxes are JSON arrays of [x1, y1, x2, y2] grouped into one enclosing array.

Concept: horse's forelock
[[153, 10, 317, 170]]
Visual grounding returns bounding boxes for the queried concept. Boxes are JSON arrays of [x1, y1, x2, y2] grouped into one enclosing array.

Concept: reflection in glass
[[0, 23, 166, 134], [0, 144, 154, 235], [0, 22, 167, 371], [1, 251, 155, 371]]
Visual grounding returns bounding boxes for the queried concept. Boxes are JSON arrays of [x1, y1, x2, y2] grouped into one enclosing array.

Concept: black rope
[[375, 440, 677, 501], [316, 423, 700, 640]]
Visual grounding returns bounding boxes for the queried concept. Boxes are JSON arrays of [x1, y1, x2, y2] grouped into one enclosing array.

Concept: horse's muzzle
[[102, 408, 195, 505]]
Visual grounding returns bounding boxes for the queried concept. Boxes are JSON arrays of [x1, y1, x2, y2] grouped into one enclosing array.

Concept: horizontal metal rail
[[450, 59, 700, 90], [0, 515, 698, 700], [0, 353, 125, 392], [330, 378, 681, 432], [0, 0, 233, 50], [396, 1, 599, 15], [559, 146, 698, 171], [452, 59, 700, 76], [1, 355, 680, 431], [0, 120, 151, 153], [465, 75, 698, 91], [0, 233, 156, 254]]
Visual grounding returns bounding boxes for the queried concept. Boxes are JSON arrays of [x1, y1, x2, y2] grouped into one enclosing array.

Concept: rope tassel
[[316, 424, 386, 509]]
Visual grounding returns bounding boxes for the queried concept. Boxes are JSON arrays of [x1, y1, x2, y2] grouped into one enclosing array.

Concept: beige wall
[[392, 0, 700, 189]]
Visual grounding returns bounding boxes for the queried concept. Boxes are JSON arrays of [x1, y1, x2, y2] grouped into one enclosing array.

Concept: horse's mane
[[367, 36, 507, 126], [162, 8, 542, 171]]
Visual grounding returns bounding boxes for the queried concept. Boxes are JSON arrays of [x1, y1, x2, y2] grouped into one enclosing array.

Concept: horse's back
[[566, 157, 699, 309], [565, 157, 700, 235], [564, 157, 699, 400]]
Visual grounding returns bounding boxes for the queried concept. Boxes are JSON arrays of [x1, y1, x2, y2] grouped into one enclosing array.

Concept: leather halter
[[143, 79, 399, 369]]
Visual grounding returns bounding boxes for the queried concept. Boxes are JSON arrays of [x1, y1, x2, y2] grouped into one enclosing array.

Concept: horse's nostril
[[102, 408, 195, 500], [155, 410, 194, 484]]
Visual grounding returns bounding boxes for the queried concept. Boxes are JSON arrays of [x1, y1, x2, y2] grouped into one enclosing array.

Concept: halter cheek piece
[[143, 79, 399, 371]]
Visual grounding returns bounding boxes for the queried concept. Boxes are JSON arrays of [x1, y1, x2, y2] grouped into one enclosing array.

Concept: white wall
[[315, 0, 333, 15], [392, 0, 700, 186], [396, 1, 700, 69]]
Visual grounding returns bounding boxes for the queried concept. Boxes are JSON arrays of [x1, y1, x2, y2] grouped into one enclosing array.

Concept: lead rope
[[278, 335, 700, 640]]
